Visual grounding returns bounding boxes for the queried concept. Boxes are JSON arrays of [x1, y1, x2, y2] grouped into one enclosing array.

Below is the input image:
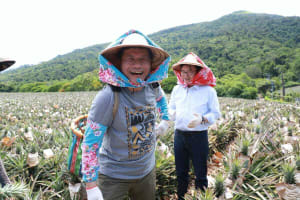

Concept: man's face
[[180, 65, 197, 84], [121, 48, 151, 84]]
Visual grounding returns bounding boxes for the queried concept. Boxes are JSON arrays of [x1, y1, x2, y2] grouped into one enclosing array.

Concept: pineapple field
[[0, 92, 299, 200]]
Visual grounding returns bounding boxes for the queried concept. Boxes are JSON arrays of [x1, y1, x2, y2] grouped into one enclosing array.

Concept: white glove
[[169, 109, 176, 121], [155, 120, 169, 136], [187, 113, 203, 128], [86, 186, 104, 200]]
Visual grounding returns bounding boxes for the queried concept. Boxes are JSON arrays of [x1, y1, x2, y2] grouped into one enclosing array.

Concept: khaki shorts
[[97, 168, 156, 200]]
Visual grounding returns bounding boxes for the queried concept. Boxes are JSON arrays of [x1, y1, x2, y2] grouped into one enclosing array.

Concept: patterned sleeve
[[81, 119, 107, 182], [156, 87, 169, 120], [81, 86, 114, 182]]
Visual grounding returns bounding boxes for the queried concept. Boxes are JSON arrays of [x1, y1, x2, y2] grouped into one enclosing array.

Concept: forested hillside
[[0, 44, 107, 83], [1, 11, 299, 100], [151, 11, 300, 78]]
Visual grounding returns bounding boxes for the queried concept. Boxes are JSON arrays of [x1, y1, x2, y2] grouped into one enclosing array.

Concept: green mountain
[[0, 11, 299, 96], [0, 43, 108, 83], [151, 11, 300, 78]]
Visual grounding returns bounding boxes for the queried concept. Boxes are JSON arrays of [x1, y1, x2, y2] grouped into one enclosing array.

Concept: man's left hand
[[188, 113, 208, 128]]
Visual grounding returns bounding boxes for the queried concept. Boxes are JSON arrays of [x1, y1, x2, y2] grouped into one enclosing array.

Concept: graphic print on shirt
[[125, 105, 156, 160]]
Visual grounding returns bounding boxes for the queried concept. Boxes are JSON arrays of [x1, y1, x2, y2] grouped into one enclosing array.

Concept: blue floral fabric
[[98, 29, 170, 88]]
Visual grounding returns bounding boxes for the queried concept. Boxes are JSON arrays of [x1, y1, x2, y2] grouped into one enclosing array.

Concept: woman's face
[[121, 48, 151, 84], [180, 65, 197, 84]]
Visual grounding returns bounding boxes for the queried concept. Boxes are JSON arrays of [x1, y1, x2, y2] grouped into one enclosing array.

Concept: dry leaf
[[1, 136, 16, 147]]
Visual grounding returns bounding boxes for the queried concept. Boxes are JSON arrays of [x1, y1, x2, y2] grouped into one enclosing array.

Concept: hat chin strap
[[128, 87, 143, 92], [182, 82, 194, 88]]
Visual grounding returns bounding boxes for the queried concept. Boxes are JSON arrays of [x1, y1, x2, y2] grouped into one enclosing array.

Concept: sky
[[1, 0, 299, 70]]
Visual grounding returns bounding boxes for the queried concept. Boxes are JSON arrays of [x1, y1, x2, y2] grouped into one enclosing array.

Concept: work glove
[[86, 186, 104, 200], [169, 109, 176, 121], [155, 120, 169, 137], [187, 113, 205, 128]]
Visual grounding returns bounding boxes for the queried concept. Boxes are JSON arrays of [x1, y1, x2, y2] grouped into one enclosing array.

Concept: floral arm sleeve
[[156, 88, 169, 121], [81, 119, 107, 182]]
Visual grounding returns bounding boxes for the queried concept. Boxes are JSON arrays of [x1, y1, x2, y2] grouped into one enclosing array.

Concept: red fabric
[[86, 186, 97, 190], [173, 53, 216, 87], [70, 136, 81, 174]]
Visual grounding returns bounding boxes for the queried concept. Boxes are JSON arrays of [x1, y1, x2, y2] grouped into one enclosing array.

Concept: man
[[82, 30, 170, 200], [169, 52, 221, 199]]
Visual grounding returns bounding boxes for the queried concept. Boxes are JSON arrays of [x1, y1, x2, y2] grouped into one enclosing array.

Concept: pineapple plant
[[241, 138, 250, 156], [1, 92, 299, 199], [214, 173, 225, 198], [231, 159, 241, 180], [282, 163, 296, 184], [296, 155, 300, 171], [185, 187, 214, 200], [0, 182, 29, 199]]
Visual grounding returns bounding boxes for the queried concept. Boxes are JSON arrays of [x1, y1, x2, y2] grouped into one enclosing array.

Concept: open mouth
[[183, 79, 192, 83], [130, 71, 143, 75]]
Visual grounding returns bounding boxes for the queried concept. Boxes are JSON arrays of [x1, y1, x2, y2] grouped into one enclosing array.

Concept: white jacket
[[169, 85, 221, 131]]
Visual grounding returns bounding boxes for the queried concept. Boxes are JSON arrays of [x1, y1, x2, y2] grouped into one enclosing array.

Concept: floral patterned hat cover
[[172, 52, 216, 87], [98, 29, 171, 88]]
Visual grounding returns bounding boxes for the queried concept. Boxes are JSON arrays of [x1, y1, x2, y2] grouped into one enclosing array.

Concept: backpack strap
[[112, 91, 119, 121]]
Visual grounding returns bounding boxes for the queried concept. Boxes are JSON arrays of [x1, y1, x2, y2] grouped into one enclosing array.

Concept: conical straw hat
[[172, 52, 203, 71], [0, 58, 15, 72], [101, 32, 169, 71]]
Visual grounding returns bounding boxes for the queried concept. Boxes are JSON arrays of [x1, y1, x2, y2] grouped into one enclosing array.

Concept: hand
[[187, 113, 205, 128], [86, 186, 104, 200], [169, 110, 176, 121], [155, 120, 169, 136], [201, 116, 208, 124]]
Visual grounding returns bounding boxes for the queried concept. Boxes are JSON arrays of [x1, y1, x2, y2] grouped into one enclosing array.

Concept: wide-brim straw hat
[[172, 52, 203, 71], [0, 58, 15, 72], [100, 33, 169, 71]]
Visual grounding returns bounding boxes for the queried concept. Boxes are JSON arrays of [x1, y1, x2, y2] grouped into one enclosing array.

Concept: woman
[[82, 30, 170, 200], [169, 52, 221, 199]]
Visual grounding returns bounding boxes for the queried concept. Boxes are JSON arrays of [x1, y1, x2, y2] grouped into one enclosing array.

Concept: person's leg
[[189, 131, 209, 191], [98, 173, 130, 200], [129, 167, 156, 200], [174, 130, 190, 199], [0, 158, 10, 187]]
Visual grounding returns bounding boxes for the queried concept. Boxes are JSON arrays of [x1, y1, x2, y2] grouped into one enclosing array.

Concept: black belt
[[176, 129, 207, 135]]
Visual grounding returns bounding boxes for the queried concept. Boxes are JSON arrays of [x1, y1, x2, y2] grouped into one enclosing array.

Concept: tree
[[245, 65, 262, 78]]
